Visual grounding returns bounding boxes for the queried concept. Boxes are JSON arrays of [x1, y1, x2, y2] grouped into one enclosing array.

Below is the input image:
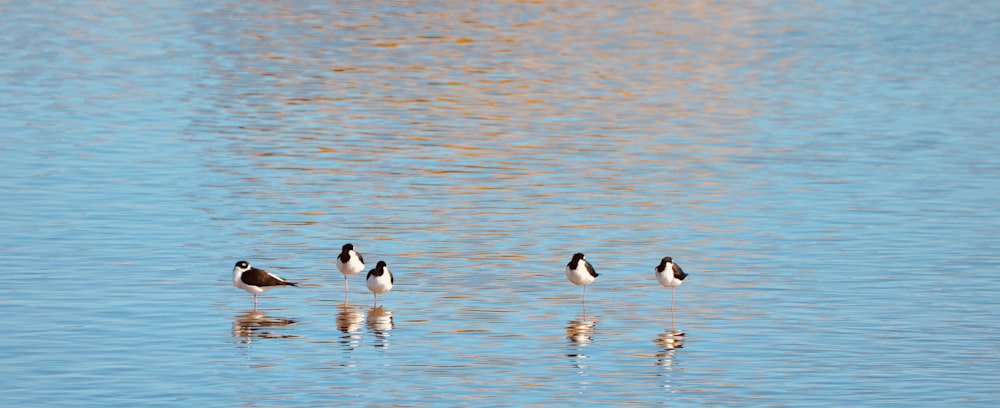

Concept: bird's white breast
[[233, 271, 268, 294], [566, 265, 596, 286], [367, 270, 393, 294], [337, 251, 365, 275], [655, 264, 683, 288]]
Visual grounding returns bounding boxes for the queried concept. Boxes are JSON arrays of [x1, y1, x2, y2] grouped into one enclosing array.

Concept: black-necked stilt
[[566, 253, 599, 303], [655, 256, 688, 326], [366, 260, 393, 305], [232, 260, 298, 310], [336, 243, 365, 293]]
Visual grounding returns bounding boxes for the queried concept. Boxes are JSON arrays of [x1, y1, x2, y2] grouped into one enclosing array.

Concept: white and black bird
[[232, 260, 298, 310], [566, 252, 599, 302], [336, 243, 365, 293], [655, 256, 689, 325], [365, 260, 394, 305]]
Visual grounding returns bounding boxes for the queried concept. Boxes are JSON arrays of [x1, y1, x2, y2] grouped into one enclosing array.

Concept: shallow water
[[2, 0, 999, 406]]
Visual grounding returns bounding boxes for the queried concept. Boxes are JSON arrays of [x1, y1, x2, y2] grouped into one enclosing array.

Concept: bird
[[655, 256, 689, 326], [232, 260, 298, 310], [566, 252, 599, 303], [365, 260, 394, 306], [336, 243, 365, 294]]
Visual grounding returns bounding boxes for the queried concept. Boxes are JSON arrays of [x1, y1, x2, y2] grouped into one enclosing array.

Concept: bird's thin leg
[[670, 288, 676, 328], [344, 275, 349, 293], [253, 294, 258, 311]]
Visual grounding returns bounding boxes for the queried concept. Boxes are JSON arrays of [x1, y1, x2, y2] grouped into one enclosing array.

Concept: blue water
[[2, 1, 998, 406]]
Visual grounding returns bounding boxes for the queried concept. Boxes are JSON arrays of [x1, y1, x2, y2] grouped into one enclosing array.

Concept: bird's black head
[[368, 260, 389, 278], [370, 260, 389, 276], [235, 260, 250, 269], [342, 243, 354, 252], [568, 252, 586, 267], [662, 256, 673, 263]]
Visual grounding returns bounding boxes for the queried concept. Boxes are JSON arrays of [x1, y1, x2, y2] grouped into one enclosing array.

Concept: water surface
[[2, 0, 998, 406]]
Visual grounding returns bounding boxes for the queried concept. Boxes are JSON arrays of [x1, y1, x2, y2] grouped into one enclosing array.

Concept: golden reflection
[[367, 306, 395, 349], [336, 303, 364, 350], [202, 0, 771, 185], [232, 310, 297, 343]]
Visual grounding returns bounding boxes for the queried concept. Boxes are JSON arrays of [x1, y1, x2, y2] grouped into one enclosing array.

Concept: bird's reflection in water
[[566, 316, 597, 349], [232, 310, 297, 344], [366, 306, 394, 349], [336, 303, 364, 351], [565, 314, 597, 393], [653, 328, 686, 393], [566, 313, 598, 362]]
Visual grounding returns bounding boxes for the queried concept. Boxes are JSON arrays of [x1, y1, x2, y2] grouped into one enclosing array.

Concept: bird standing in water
[[336, 243, 365, 295], [366, 260, 394, 306], [655, 256, 688, 326], [232, 260, 298, 310], [565, 252, 599, 303]]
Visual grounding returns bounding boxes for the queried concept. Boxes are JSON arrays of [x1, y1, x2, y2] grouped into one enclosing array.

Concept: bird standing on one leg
[[654, 256, 688, 327], [366, 260, 394, 306], [232, 260, 299, 310], [565, 252, 599, 304], [336, 243, 365, 295]]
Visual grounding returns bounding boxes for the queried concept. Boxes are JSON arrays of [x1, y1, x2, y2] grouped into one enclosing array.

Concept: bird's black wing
[[586, 261, 599, 278], [672, 263, 687, 280], [242, 267, 297, 287]]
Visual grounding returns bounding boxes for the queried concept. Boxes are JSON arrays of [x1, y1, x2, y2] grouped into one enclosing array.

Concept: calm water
[[2, 0, 998, 406]]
